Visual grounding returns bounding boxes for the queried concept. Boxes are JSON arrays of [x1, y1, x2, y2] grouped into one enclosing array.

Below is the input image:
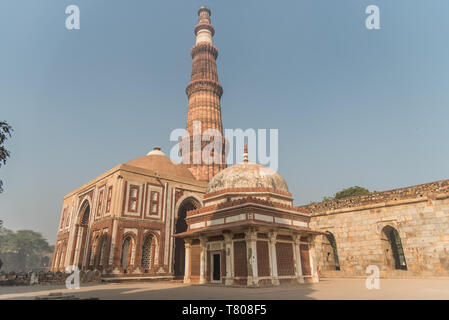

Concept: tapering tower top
[[183, 6, 226, 181], [195, 6, 215, 44]]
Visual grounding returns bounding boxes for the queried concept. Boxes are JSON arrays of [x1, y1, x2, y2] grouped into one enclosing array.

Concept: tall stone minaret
[[184, 6, 226, 181]]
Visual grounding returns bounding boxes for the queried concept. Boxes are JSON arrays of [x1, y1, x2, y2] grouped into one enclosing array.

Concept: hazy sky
[[1, 0, 449, 244]]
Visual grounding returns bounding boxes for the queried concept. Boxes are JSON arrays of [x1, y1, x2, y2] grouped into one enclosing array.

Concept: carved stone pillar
[[246, 229, 258, 286], [223, 233, 233, 285], [183, 239, 192, 284], [268, 231, 279, 286], [309, 235, 319, 283], [199, 237, 206, 284], [294, 234, 304, 284]]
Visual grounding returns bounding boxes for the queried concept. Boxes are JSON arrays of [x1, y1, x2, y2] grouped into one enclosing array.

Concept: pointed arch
[[381, 225, 407, 270], [98, 232, 108, 267], [173, 196, 202, 279], [72, 198, 92, 268], [120, 233, 136, 273], [141, 234, 153, 271], [78, 198, 91, 226], [325, 232, 340, 271]]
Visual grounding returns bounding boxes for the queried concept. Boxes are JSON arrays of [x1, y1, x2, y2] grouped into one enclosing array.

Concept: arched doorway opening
[[76, 201, 90, 269], [381, 225, 407, 270], [97, 233, 108, 269], [121, 236, 132, 273], [325, 232, 340, 271], [173, 197, 200, 279]]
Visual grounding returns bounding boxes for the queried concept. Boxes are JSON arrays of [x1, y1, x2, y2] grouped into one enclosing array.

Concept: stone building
[[52, 146, 207, 279], [303, 180, 449, 278], [52, 6, 449, 284], [175, 148, 321, 285]]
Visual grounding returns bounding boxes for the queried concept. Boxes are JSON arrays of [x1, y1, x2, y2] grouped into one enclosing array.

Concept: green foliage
[[0, 120, 13, 193], [334, 186, 370, 199], [0, 227, 53, 272], [314, 186, 371, 204]]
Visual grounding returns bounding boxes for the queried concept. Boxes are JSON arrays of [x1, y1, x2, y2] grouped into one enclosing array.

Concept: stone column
[[183, 239, 192, 284], [223, 233, 233, 286], [246, 229, 258, 286], [199, 237, 206, 284], [309, 235, 319, 283], [293, 234, 304, 284], [268, 231, 280, 286]]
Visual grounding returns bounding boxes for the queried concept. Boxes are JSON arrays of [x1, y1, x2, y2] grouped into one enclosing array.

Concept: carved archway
[[173, 196, 201, 279], [74, 199, 91, 269], [97, 233, 108, 268], [120, 233, 136, 273]]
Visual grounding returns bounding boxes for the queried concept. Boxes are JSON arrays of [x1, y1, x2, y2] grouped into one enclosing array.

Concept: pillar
[[246, 229, 258, 286], [223, 233, 233, 285], [199, 237, 206, 284], [183, 239, 192, 284], [293, 234, 304, 284], [268, 231, 280, 286], [309, 235, 319, 283]]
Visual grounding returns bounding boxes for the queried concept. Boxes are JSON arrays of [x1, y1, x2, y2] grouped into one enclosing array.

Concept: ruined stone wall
[[305, 181, 449, 278]]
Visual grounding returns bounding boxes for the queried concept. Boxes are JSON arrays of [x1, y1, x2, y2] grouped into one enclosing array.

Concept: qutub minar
[[52, 6, 449, 285]]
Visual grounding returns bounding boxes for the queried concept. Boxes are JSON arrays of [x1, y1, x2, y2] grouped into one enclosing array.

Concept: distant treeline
[[0, 220, 54, 272]]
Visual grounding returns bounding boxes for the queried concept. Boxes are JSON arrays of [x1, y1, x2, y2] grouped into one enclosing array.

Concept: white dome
[[206, 162, 289, 194], [146, 147, 165, 156]]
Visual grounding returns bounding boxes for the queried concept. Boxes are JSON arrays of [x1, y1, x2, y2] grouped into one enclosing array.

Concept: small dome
[[125, 147, 196, 180], [146, 146, 165, 156], [206, 162, 289, 194]]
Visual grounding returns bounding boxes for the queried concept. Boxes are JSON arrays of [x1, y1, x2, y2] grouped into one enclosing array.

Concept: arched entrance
[[121, 236, 132, 272], [325, 232, 340, 271], [381, 225, 407, 270], [75, 201, 90, 269], [97, 233, 108, 268], [173, 197, 200, 279]]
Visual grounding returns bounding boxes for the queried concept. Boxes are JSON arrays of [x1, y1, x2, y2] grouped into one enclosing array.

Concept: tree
[[0, 229, 53, 272], [0, 121, 13, 193], [313, 186, 371, 204], [334, 186, 370, 200]]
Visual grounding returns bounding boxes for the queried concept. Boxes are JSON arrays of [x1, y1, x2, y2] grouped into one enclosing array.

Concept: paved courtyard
[[1, 278, 449, 300]]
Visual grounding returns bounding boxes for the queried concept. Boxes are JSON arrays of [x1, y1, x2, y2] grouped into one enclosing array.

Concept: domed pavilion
[[175, 148, 321, 286]]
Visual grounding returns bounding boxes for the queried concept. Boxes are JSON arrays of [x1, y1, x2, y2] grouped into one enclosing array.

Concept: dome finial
[[243, 144, 248, 163]]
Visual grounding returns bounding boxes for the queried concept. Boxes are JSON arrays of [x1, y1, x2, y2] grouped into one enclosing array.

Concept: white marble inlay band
[[207, 218, 224, 226], [226, 214, 246, 223], [274, 217, 291, 225], [293, 220, 308, 228], [254, 214, 274, 223], [191, 222, 206, 230]]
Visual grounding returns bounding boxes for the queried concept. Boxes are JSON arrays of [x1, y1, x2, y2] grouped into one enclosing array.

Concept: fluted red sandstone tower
[[184, 6, 226, 181]]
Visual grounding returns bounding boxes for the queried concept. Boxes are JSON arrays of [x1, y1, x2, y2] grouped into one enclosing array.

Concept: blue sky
[[1, 0, 449, 243]]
